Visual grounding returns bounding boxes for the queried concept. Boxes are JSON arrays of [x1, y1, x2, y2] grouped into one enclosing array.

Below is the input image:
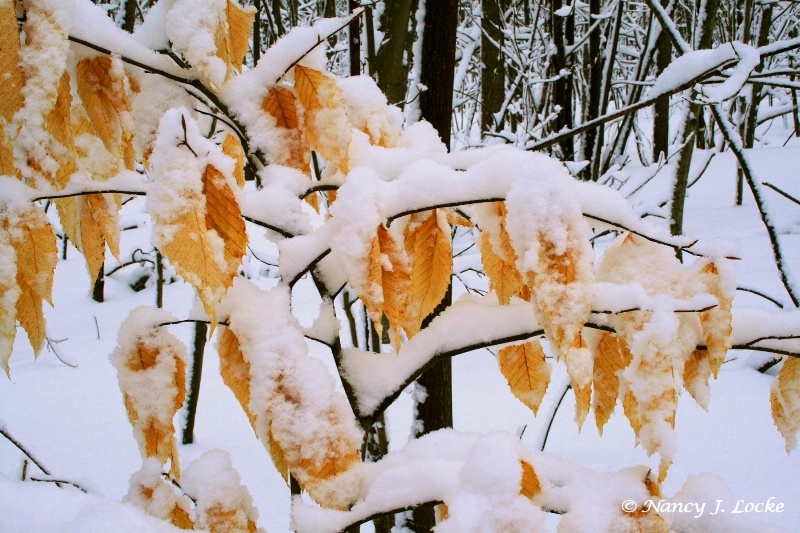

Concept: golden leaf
[[222, 133, 246, 188], [15, 276, 45, 357], [261, 86, 309, 172], [683, 348, 712, 410], [0, 128, 15, 177], [294, 65, 351, 173], [498, 341, 551, 415], [218, 327, 255, 428], [771, 356, 800, 452], [9, 206, 57, 305], [435, 503, 449, 523], [268, 424, 290, 485], [520, 460, 541, 499], [75, 56, 136, 170], [567, 334, 593, 429], [56, 194, 119, 288], [120, 339, 186, 478], [697, 262, 733, 377], [0, 250, 17, 375], [5, 206, 57, 360], [622, 388, 641, 438], [0, 0, 23, 177], [404, 210, 452, 335], [0, 0, 24, 125], [225, 0, 254, 74], [479, 232, 524, 305], [202, 164, 247, 280], [30, 73, 77, 189], [213, 0, 255, 88], [445, 208, 473, 228], [593, 332, 632, 434], [161, 207, 228, 329], [362, 224, 412, 340]]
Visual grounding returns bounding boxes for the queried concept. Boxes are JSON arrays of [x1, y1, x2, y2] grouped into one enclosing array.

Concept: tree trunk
[[550, 0, 573, 160], [182, 321, 207, 445], [374, 0, 416, 106], [92, 267, 104, 303], [652, 1, 671, 162], [409, 2, 457, 530], [481, 0, 507, 135], [253, 0, 261, 66], [122, 0, 137, 33], [669, 0, 720, 242], [580, 0, 602, 179], [349, 0, 361, 76]]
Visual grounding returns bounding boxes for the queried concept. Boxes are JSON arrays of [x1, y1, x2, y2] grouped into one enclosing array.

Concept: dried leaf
[[294, 65, 351, 173], [593, 332, 632, 434], [404, 209, 452, 335], [202, 164, 247, 279], [213, 0, 255, 87], [520, 460, 541, 499], [0, 0, 24, 125], [771, 356, 800, 452], [363, 224, 412, 341], [683, 348, 712, 410], [15, 277, 45, 358], [56, 193, 119, 288], [160, 206, 228, 328], [218, 327, 255, 428], [567, 334, 593, 429], [4, 205, 57, 360], [0, 238, 18, 376], [76, 56, 136, 171], [697, 262, 733, 377], [445, 208, 473, 228], [261, 86, 310, 172], [479, 231, 524, 305], [224, 0, 254, 74], [0, 0, 23, 177], [498, 341, 551, 415], [622, 388, 641, 438], [222, 133, 246, 188], [112, 313, 187, 478]]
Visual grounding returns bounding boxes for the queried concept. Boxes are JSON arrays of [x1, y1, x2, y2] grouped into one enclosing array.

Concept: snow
[[3, 2, 800, 531]]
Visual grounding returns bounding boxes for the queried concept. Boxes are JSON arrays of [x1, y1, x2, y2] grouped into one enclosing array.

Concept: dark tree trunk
[[182, 321, 207, 445], [408, 2, 457, 530], [481, 0, 507, 135], [652, 3, 671, 162], [375, 0, 417, 106], [550, 0, 574, 159], [581, 0, 602, 179], [349, 0, 361, 76], [122, 0, 137, 33], [253, 0, 261, 66], [669, 0, 721, 242], [92, 267, 104, 303]]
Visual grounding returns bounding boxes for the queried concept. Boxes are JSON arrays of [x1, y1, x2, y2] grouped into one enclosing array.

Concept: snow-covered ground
[[2, 117, 800, 532]]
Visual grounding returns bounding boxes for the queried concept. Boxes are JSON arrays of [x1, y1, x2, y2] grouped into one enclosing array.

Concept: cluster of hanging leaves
[[217, 283, 363, 511]]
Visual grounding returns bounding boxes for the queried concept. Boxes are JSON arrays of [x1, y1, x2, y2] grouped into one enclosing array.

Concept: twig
[[541, 381, 572, 452], [0, 428, 57, 486], [242, 216, 295, 239], [736, 287, 785, 308], [710, 103, 800, 306], [94, 316, 100, 340], [45, 337, 77, 368], [29, 477, 88, 493], [277, 10, 365, 82], [177, 114, 198, 157], [763, 181, 800, 207]]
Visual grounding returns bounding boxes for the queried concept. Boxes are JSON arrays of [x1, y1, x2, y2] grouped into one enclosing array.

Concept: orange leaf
[[771, 356, 800, 452], [498, 341, 551, 415], [404, 209, 452, 335], [362, 224, 412, 341], [0, 0, 23, 177], [262, 87, 310, 172], [202, 164, 247, 280], [593, 332, 632, 434], [222, 133, 246, 188], [294, 65, 351, 173], [520, 460, 541, 498]]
